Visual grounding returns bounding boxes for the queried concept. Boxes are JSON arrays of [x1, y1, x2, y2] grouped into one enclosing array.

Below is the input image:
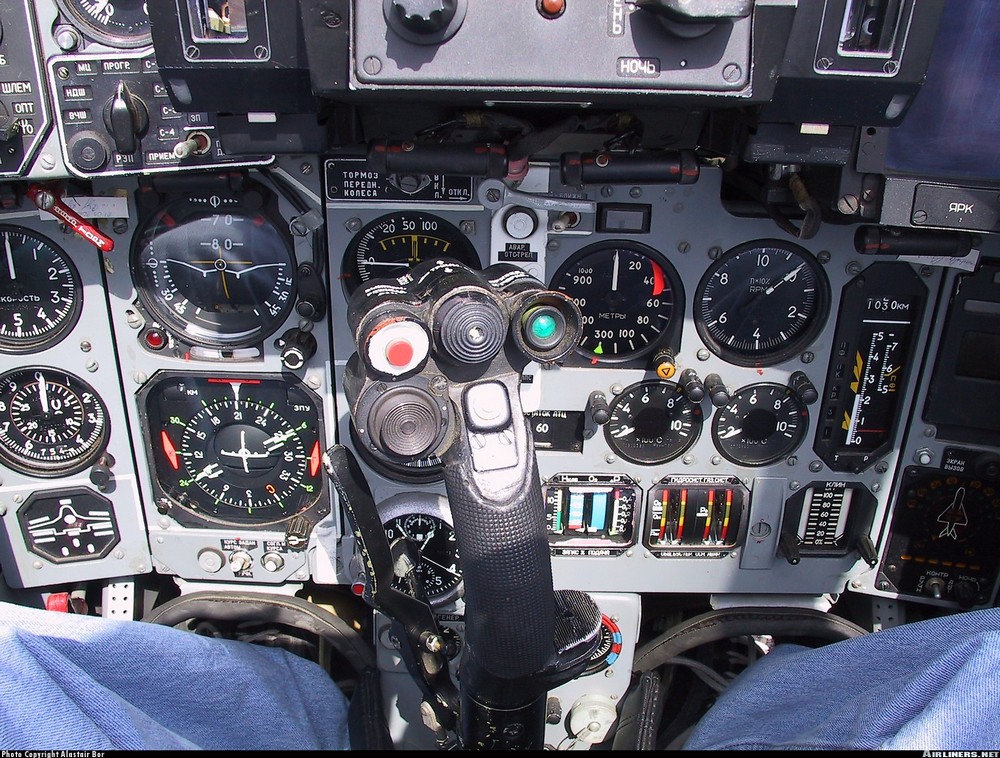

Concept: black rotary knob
[[390, 0, 457, 34]]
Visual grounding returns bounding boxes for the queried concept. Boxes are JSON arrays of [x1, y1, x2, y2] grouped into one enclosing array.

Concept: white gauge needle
[[93, 0, 111, 13], [764, 263, 805, 295], [37, 373, 49, 414], [220, 429, 271, 473], [719, 426, 743, 440], [193, 463, 223, 482], [166, 258, 214, 277], [420, 555, 461, 578], [263, 428, 297, 451], [229, 263, 283, 279], [611, 251, 620, 291], [4, 235, 15, 281]]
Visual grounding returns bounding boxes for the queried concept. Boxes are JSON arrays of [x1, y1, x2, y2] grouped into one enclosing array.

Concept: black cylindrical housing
[[367, 140, 508, 178], [561, 149, 699, 186]]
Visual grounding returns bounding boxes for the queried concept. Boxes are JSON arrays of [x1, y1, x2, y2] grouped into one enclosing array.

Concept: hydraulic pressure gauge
[[695, 240, 830, 367], [0, 227, 82, 354]]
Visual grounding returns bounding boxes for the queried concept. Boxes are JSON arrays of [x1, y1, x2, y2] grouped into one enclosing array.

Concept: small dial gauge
[[384, 512, 462, 607], [0, 226, 82, 354], [0, 368, 109, 477], [342, 212, 480, 293], [551, 242, 682, 363], [131, 199, 297, 348], [712, 383, 809, 466], [54, 0, 152, 48], [605, 381, 702, 465], [143, 374, 327, 527], [695, 240, 830, 367]]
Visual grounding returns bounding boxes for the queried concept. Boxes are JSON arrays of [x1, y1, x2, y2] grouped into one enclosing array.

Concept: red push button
[[385, 339, 415, 368]]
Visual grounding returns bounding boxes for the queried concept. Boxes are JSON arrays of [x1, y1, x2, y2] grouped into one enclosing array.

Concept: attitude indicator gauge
[[131, 194, 297, 349], [141, 373, 328, 528]]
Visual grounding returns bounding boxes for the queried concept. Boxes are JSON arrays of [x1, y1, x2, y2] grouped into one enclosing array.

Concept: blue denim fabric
[[0, 601, 351, 750], [684, 607, 1000, 750]]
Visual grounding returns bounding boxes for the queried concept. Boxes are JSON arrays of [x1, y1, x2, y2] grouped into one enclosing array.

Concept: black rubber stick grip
[[442, 420, 554, 681]]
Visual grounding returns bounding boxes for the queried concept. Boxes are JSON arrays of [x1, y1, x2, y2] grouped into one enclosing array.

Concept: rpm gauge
[[54, 0, 152, 48], [0, 226, 82, 354], [695, 240, 830, 367], [342, 212, 480, 293], [712, 383, 809, 466], [605, 381, 702, 465], [551, 242, 682, 364], [142, 374, 328, 528], [132, 198, 296, 348], [0, 368, 109, 478]]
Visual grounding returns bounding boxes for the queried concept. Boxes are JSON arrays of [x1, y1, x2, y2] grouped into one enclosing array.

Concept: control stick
[[335, 259, 602, 749]]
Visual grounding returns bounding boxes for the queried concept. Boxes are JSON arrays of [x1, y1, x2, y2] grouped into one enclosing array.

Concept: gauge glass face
[[342, 212, 480, 293], [712, 383, 809, 466], [144, 375, 326, 527], [0, 368, 109, 477], [551, 242, 680, 363], [384, 512, 462, 606], [55, 0, 152, 48], [0, 227, 82, 354], [695, 240, 830, 366], [132, 203, 296, 348], [604, 381, 702, 465]]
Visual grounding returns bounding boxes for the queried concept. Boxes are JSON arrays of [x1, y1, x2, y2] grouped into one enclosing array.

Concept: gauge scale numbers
[[605, 381, 702, 465], [132, 199, 296, 349], [0, 227, 82, 354], [551, 242, 681, 364], [712, 384, 808, 466], [143, 375, 327, 527], [0, 369, 109, 478], [695, 241, 830, 366]]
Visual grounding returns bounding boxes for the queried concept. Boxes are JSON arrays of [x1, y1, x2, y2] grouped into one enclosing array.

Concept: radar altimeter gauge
[[141, 373, 328, 528]]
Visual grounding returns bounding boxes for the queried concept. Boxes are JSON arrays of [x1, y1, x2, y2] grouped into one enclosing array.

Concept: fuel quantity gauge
[[814, 263, 926, 473]]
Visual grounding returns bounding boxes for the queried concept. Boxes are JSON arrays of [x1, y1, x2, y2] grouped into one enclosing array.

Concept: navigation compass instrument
[[0, 368, 109, 478], [140, 373, 328, 528]]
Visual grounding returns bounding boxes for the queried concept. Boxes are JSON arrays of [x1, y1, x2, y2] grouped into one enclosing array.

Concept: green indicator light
[[530, 313, 557, 340]]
